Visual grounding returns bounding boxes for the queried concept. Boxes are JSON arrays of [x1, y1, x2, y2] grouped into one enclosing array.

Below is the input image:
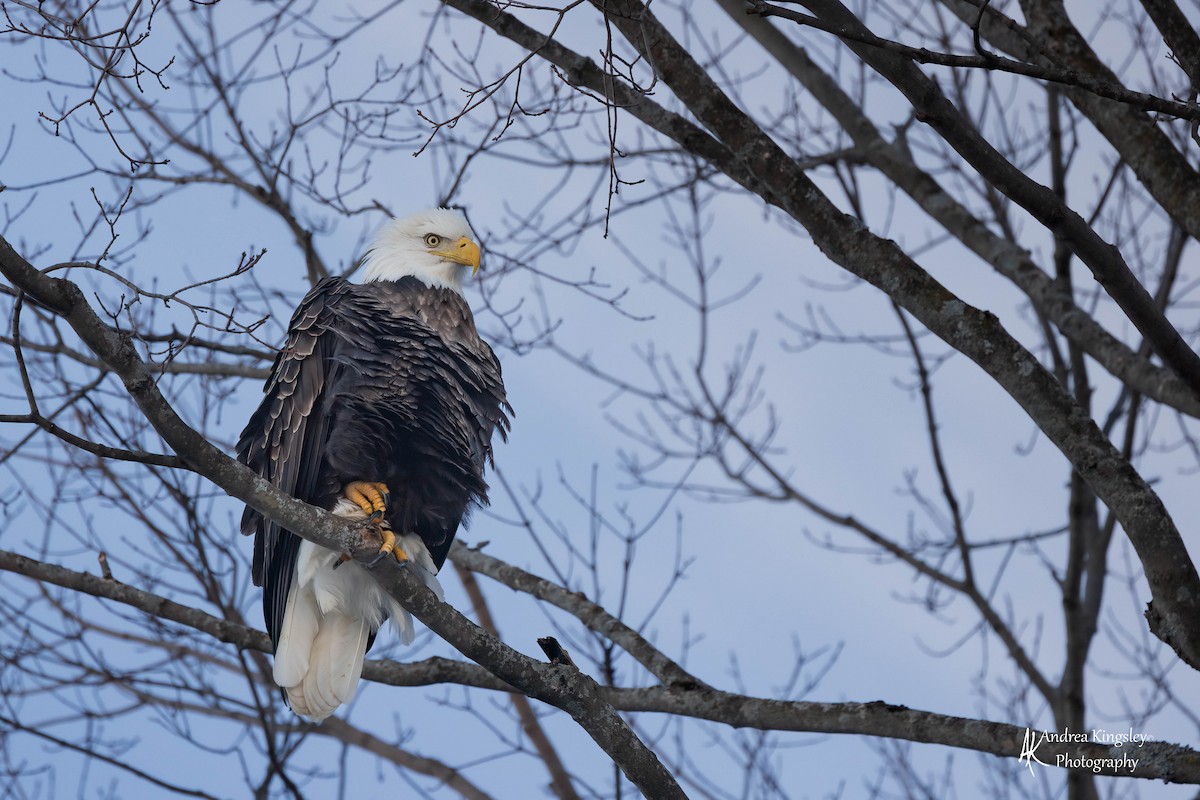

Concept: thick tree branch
[[1139, 0, 1200, 89], [614, 690, 1200, 781]]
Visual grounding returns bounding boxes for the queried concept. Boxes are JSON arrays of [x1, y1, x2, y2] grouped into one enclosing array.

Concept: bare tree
[[2, 0, 1200, 797]]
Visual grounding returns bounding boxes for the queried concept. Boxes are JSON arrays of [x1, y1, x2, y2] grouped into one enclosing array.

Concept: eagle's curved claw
[[367, 525, 410, 567], [345, 480, 391, 521]]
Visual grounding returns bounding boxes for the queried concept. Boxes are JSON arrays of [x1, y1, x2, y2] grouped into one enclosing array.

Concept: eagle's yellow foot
[[368, 525, 410, 567], [344, 481, 391, 521], [343, 482, 407, 565]]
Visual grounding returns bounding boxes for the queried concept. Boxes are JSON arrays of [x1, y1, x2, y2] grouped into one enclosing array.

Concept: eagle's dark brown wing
[[236, 276, 349, 649]]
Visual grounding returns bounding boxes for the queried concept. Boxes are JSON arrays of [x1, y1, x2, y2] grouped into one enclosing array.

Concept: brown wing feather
[[236, 277, 349, 649]]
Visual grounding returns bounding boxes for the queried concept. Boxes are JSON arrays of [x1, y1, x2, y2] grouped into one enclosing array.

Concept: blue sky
[[2, 1, 1198, 797]]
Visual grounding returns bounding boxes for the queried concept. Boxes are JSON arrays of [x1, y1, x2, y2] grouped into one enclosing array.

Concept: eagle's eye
[[424, 234, 443, 248]]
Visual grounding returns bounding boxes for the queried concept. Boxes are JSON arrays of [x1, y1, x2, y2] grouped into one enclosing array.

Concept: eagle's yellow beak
[[433, 237, 482, 275]]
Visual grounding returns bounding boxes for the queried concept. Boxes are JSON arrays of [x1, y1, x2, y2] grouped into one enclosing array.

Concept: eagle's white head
[[360, 208, 481, 291]]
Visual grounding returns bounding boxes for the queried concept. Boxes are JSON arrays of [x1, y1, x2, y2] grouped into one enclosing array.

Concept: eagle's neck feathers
[[360, 252, 464, 292]]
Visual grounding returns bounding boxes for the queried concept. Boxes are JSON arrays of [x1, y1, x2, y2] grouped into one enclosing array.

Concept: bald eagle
[[237, 208, 510, 721]]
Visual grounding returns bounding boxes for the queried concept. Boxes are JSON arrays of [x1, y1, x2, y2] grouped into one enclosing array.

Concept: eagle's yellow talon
[[345, 481, 391, 517], [366, 526, 410, 567], [377, 527, 396, 557]]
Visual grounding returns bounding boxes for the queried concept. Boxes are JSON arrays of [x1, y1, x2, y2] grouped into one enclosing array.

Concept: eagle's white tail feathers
[[272, 580, 319, 689], [272, 499, 444, 722], [287, 609, 371, 722]]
